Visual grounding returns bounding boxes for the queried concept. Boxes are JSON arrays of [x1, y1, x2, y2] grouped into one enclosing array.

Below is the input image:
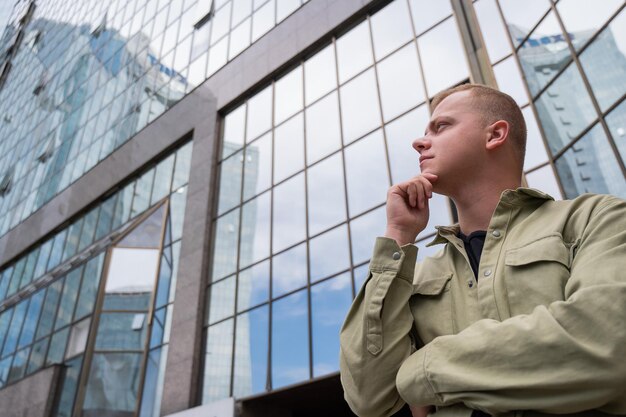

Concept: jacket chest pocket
[[409, 273, 454, 344], [504, 234, 572, 315]]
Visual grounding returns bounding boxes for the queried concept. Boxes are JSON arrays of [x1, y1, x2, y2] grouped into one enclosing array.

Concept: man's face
[[412, 91, 488, 190]]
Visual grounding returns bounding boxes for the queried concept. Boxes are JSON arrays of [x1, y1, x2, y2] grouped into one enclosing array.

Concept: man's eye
[[436, 123, 447, 131]]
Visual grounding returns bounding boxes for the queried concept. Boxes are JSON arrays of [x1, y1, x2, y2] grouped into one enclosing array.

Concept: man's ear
[[485, 120, 510, 150]]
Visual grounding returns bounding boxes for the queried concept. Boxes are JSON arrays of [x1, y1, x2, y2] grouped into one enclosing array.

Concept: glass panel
[[272, 173, 306, 253], [0, 308, 14, 353], [48, 230, 68, 271], [211, 1, 232, 43], [233, 0, 253, 27], [53, 355, 83, 417], [112, 183, 134, 230], [151, 154, 175, 204], [66, 318, 91, 359], [118, 205, 166, 248], [17, 289, 45, 349], [0, 356, 11, 388], [304, 44, 337, 106], [33, 238, 53, 279], [525, 165, 563, 200], [223, 104, 247, 159], [208, 275, 236, 324], [307, 153, 346, 236], [523, 106, 549, 171], [95, 195, 117, 240], [246, 85, 273, 142], [26, 337, 49, 375], [2, 299, 29, 357], [95, 313, 147, 351], [19, 249, 39, 289], [150, 308, 167, 349], [606, 99, 626, 164], [305, 91, 342, 165], [36, 280, 62, 340], [75, 254, 105, 320], [170, 186, 187, 242], [173, 141, 193, 190], [237, 260, 269, 312], [370, 0, 413, 61], [418, 18, 470, 96], [309, 225, 350, 282], [499, 0, 551, 46], [46, 328, 70, 365], [233, 305, 268, 397], [78, 208, 99, 251], [494, 56, 528, 107], [229, 17, 251, 59], [340, 68, 381, 144], [517, 12, 570, 97], [103, 247, 159, 311], [155, 248, 173, 309], [252, 0, 275, 42], [208, 33, 229, 76], [131, 168, 156, 217], [474, 0, 511, 64], [243, 132, 273, 200], [276, 0, 300, 22], [311, 272, 352, 377], [336, 20, 373, 84], [274, 66, 303, 125], [272, 243, 307, 298], [240, 191, 271, 268], [377, 42, 425, 122], [556, 0, 622, 51], [0, 267, 13, 300], [274, 112, 304, 183], [8, 347, 30, 383], [408, 0, 452, 35], [534, 62, 598, 154], [272, 289, 308, 388], [62, 219, 83, 261], [202, 319, 234, 402], [579, 11, 626, 112], [82, 353, 142, 415], [555, 124, 626, 199], [138, 347, 167, 417], [212, 209, 241, 281], [349, 206, 386, 265], [218, 150, 243, 215], [55, 267, 82, 330], [344, 130, 389, 217], [384, 105, 428, 183]]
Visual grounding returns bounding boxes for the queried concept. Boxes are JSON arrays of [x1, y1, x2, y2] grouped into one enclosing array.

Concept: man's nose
[[412, 136, 430, 153]]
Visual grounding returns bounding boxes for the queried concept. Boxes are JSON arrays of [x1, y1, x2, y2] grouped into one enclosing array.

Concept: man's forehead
[[432, 90, 474, 116]]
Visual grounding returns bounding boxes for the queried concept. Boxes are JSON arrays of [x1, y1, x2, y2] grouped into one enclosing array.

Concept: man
[[339, 84, 626, 417]]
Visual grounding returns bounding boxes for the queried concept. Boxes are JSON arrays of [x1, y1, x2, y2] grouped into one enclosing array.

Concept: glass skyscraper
[[0, 0, 624, 416]]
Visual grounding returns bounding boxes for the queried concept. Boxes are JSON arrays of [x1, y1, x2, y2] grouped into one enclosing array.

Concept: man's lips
[[419, 156, 433, 164]]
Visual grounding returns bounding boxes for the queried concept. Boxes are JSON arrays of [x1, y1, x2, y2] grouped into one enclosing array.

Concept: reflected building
[[0, 1, 625, 417]]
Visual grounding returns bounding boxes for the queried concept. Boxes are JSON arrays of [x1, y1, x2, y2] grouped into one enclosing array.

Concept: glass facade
[[0, 0, 624, 415]]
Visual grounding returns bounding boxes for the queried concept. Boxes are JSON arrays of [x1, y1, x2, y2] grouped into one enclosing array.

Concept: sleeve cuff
[[369, 237, 418, 283], [396, 344, 440, 406]]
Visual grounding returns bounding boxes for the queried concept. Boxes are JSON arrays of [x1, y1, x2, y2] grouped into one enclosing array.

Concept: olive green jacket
[[339, 188, 626, 417]]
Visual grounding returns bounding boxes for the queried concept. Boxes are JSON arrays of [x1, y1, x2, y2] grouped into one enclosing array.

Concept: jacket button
[[484, 269, 492, 277], [468, 280, 474, 288], [392, 251, 401, 260], [492, 230, 501, 237]]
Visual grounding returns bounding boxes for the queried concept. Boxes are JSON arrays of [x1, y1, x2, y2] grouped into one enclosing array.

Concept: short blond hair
[[431, 84, 527, 166]]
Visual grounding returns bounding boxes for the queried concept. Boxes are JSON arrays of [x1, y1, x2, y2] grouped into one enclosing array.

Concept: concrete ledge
[[0, 365, 62, 417]]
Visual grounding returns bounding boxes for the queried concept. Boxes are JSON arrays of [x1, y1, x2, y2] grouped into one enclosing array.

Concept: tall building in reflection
[[0, 1, 624, 417]]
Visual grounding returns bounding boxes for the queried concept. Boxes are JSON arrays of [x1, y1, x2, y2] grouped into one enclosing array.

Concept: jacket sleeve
[[339, 237, 418, 417], [396, 198, 626, 415]]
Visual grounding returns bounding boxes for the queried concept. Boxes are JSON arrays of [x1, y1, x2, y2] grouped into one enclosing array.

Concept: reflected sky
[[272, 289, 308, 389]]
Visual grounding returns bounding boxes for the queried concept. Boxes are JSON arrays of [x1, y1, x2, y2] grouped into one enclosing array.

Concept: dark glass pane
[[233, 305, 269, 397], [95, 312, 148, 351], [55, 267, 82, 330], [82, 353, 142, 416], [26, 337, 49, 375], [53, 355, 83, 417], [311, 273, 352, 377], [17, 289, 45, 349], [202, 319, 234, 403], [46, 328, 70, 366], [36, 280, 62, 340], [2, 299, 29, 357], [74, 254, 105, 320], [237, 261, 269, 312], [272, 289, 309, 388]]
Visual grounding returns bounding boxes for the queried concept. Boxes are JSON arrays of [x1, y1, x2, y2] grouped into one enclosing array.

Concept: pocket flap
[[505, 234, 570, 267], [414, 274, 452, 295]]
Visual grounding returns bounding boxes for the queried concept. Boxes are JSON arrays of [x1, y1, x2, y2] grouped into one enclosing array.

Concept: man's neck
[[451, 181, 521, 235]]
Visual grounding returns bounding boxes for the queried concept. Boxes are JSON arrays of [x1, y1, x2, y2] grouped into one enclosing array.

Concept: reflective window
[[307, 153, 347, 236], [243, 132, 273, 200], [208, 275, 236, 324], [202, 319, 234, 402], [2, 299, 28, 357], [376, 43, 425, 122], [272, 173, 306, 252], [309, 225, 351, 282], [223, 104, 247, 158], [46, 328, 70, 365], [36, 280, 62, 340], [274, 66, 303, 125], [578, 10, 626, 112], [336, 20, 373, 84], [305, 92, 342, 165], [66, 318, 91, 359], [229, 18, 252, 59], [304, 44, 337, 106], [217, 150, 243, 215], [534, 62, 598, 154], [274, 113, 304, 183], [339, 68, 381, 144], [384, 105, 428, 183], [556, 0, 623, 51], [272, 243, 307, 298], [237, 260, 270, 312], [493, 56, 529, 107], [240, 191, 271, 268], [349, 206, 386, 265], [246, 85, 273, 142], [17, 289, 45, 350], [474, 0, 511, 64], [418, 18, 470, 96], [252, 0, 275, 42], [233, 305, 268, 397], [311, 272, 351, 377], [272, 289, 308, 388], [555, 124, 626, 199], [499, 0, 551, 46], [606, 99, 626, 164], [370, 0, 414, 61], [523, 106, 549, 171], [344, 130, 389, 216], [408, 0, 452, 35], [212, 209, 241, 281], [55, 269, 82, 330], [26, 337, 49, 375]]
